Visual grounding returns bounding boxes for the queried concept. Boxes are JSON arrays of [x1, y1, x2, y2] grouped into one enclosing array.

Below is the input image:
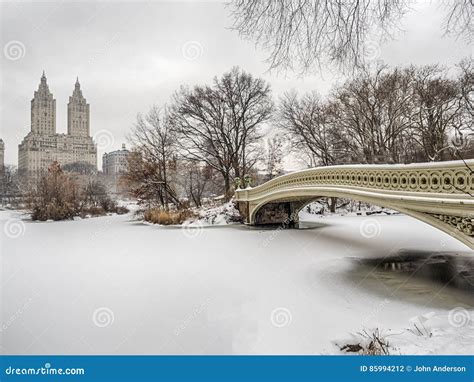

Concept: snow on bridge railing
[[234, 159, 474, 200]]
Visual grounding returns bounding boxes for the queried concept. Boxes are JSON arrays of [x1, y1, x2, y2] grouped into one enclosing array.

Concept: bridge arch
[[235, 161, 474, 249]]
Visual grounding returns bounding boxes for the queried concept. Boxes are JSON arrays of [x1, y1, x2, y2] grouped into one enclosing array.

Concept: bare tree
[[442, 0, 474, 42], [172, 67, 273, 199], [278, 60, 472, 165], [229, 0, 473, 74], [81, 179, 116, 211], [229, 0, 408, 73], [279, 91, 346, 165], [63, 161, 97, 175], [125, 105, 180, 208], [178, 161, 215, 208], [263, 135, 284, 180], [410, 65, 461, 161], [332, 65, 416, 163], [452, 57, 474, 150], [0, 165, 22, 205]]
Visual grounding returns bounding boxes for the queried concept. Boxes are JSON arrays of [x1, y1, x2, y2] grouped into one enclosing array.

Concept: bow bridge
[[234, 160, 474, 249]]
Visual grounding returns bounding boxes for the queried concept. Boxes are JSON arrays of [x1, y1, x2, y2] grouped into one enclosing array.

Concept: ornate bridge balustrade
[[234, 160, 474, 249]]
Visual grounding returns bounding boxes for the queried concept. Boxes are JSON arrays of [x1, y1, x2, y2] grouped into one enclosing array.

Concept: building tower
[[19, 72, 97, 177], [67, 77, 90, 137], [31, 71, 56, 135]]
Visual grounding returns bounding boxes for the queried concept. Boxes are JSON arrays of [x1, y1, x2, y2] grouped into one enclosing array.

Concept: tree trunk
[[224, 174, 231, 202]]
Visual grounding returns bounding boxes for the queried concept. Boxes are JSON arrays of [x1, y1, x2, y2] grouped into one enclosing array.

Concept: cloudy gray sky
[[0, 0, 471, 167]]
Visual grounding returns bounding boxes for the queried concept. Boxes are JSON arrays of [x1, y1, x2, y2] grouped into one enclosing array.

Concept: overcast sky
[[0, 0, 471, 167]]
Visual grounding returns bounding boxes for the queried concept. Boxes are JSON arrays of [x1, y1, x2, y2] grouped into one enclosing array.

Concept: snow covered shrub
[[144, 208, 196, 225], [28, 162, 128, 221], [79, 204, 128, 218], [143, 202, 240, 226], [115, 206, 130, 215], [339, 329, 391, 355], [80, 180, 129, 216], [189, 201, 241, 225], [28, 162, 81, 221]]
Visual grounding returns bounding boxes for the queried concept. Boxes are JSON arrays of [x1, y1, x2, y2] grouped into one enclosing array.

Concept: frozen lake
[[1, 210, 473, 355]]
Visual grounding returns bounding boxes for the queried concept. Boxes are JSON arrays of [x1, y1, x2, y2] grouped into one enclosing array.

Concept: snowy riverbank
[[1, 209, 472, 355]]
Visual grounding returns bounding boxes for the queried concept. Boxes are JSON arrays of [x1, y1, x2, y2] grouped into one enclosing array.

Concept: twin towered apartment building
[[18, 72, 97, 176]]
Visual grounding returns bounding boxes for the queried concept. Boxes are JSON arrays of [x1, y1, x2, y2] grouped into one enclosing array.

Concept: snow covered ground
[[1, 208, 473, 355]]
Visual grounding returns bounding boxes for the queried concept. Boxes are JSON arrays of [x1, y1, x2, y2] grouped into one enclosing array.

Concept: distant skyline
[[0, 0, 471, 168]]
